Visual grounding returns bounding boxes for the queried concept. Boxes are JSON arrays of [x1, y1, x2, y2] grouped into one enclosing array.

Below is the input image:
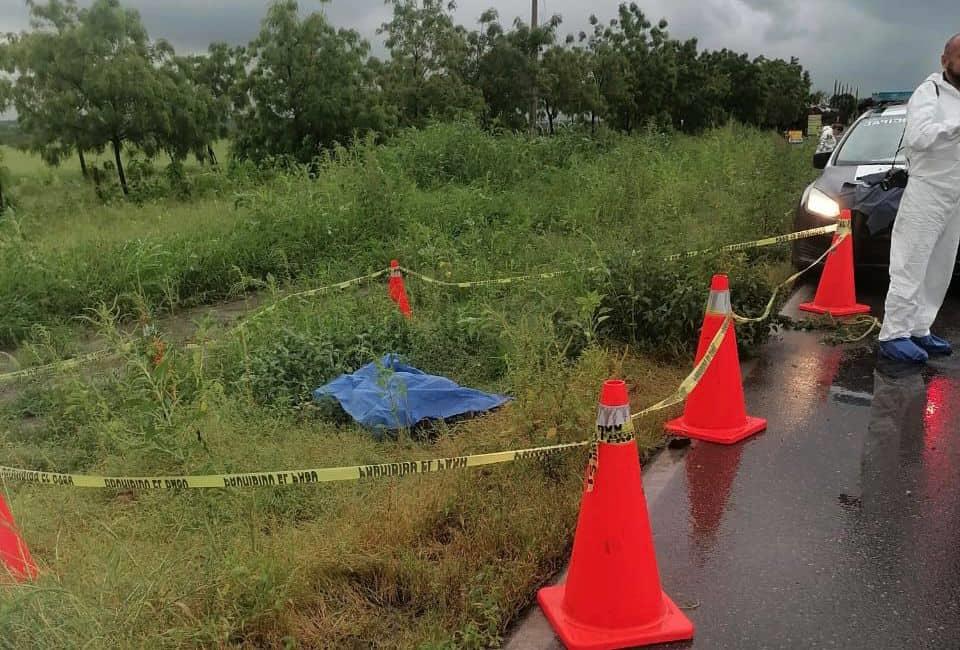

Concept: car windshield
[[834, 114, 907, 165]]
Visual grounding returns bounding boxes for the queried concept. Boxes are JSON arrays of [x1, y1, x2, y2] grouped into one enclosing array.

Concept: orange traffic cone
[[388, 260, 412, 319], [665, 274, 767, 444], [0, 493, 37, 582], [799, 210, 870, 316], [537, 380, 694, 650]]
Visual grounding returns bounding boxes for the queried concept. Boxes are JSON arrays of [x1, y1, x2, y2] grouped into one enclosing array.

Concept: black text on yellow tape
[[585, 402, 636, 491], [0, 442, 590, 490], [661, 224, 838, 262]]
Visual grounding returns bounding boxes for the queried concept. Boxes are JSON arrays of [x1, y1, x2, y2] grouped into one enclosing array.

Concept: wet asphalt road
[[648, 279, 960, 649]]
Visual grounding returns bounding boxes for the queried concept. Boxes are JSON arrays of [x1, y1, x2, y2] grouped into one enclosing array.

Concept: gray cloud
[[0, 0, 955, 95]]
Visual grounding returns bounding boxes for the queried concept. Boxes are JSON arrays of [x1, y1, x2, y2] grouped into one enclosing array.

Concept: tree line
[[0, 0, 813, 195]]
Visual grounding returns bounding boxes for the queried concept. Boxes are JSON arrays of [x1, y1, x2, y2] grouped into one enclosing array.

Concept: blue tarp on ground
[[313, 354, 511, 434]]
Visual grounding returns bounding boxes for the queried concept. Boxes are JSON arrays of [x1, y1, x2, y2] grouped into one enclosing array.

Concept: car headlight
[[805, 187, 841, 219]]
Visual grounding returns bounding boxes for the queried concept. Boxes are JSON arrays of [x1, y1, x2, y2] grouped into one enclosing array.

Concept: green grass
[[0, 123, 816, 647], [1, 141, 231, 184], [1, 141, 234, 255], [0, 125, 812, 347], [0, 146, 79, 179], [0, 140, 230, 180]]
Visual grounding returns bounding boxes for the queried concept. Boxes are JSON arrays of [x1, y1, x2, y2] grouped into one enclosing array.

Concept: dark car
[[792, 103, 909, 274]]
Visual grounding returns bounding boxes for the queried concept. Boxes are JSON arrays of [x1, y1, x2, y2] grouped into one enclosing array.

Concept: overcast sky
[[0, 0, 955, 96]]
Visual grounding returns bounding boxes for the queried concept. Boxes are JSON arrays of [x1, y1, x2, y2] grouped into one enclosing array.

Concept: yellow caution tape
[[662, 224, 838, 261], [0, 326, 730, 490], [800, 313, 882, 344], [0, 348, 118, 385], [566, 317, 727, 489], [624, 234, 848, 422], [230, 268, 390, 330], [732, 234, 844, 325], [844, 315, 881, 342], [0, 223, 839, 385], [631, 317, 732, 420], [0, 441, 590, 489], [402, 224, 838, 288], [586, 400, 637, 491], [0, 229, 845, 493], [0, 218, 867, 498], [0, 270, 392, 383], [399, 266, 602, 288], [0, 224, 841, 389]]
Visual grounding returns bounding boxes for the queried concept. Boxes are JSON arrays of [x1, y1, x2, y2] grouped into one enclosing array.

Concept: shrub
[[596, 253, 783, 360]]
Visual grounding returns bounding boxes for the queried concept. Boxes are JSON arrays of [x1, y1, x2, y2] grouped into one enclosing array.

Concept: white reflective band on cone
[[705, 289, 732, 315], [596, 404, 633, 443]]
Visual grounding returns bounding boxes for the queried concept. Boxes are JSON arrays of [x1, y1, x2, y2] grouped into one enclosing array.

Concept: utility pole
[[529, 0, 538, 137]]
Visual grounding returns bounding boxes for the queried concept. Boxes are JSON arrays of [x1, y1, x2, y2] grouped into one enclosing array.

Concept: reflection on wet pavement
[[860, 363, 925, 513], [648, 285, 960, 648], [685, 441, 744, 569]]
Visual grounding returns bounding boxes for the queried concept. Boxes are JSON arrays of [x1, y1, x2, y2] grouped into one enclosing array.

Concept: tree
[[234, 0, 388, 164], [154, 47, 221, 166], [3, 0, 181, 195], [758, 56, 811, 130], [476, 28, 535, 129], [808, 90, 827, 107], [705, 49, 766, 126], [2, 0, 819, 181], [580, 16, 627, 131], [0, 78, 9, 212], [583, 5, 675, 132], [666, 38, 727, 132], [377, 0, 482, 127], [78, 0, 174, 195], [468, 11, 559, 130], [0, 1, 94, 177], [829, 92, 857, 125], [540, 44, 599, 133], [175, 42, 248, 164], [464, 8, 501, 85]]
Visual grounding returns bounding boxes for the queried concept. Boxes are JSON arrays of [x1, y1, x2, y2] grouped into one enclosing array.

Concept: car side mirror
[[812, 151, 831, 169]]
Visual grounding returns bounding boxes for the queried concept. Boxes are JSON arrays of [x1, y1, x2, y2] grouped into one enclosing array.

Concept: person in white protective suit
[[878, 33, 960, 363], [816, 124, 837, 154]]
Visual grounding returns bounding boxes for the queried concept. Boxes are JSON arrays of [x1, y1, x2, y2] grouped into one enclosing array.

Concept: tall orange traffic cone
[[665, 274, 767, 444], [799, 210, 870, 316], [388, 260, 412, 319], [0, 493, 37, 582], [537, 380, 694, 650]]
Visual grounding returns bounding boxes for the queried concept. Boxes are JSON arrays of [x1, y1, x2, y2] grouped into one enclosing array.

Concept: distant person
[[816, 123, 837, 153], [878, 32, 960, 362]]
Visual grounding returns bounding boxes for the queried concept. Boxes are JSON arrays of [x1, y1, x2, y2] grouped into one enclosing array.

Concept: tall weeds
[[0, 124, 815, 648]]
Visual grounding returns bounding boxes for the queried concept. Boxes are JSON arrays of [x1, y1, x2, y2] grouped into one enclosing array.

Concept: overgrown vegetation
[[0, 0, 813, 195], [0, 123, 805, 348], [0, 122, 815, 647], [0, 5, 819, 645]]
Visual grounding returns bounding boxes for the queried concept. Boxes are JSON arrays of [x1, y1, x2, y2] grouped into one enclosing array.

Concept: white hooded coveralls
[[879, 73, 960, 341], [816, 125, 837, 154]]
